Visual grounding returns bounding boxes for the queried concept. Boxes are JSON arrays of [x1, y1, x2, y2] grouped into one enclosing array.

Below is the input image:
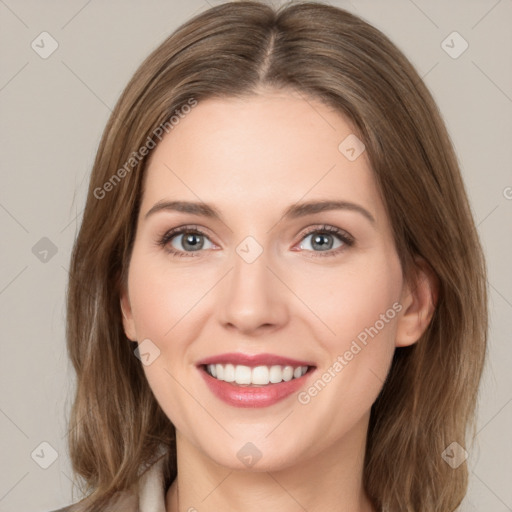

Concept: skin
[[120, 88, 436, 512]]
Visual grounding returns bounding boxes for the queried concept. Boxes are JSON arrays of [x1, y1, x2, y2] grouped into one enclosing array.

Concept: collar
[[137, 455, 167, 512]]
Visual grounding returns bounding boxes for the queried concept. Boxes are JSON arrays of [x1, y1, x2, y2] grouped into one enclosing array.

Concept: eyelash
[[157, 224, 355, 258]]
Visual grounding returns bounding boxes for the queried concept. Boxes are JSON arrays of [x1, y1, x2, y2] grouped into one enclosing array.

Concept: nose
[[217, 247, 290, 336]]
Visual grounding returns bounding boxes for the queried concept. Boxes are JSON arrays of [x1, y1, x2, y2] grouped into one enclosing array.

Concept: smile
[[196, 352, 316, 407]]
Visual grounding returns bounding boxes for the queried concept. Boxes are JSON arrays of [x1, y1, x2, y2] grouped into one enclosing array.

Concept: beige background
[[0, 0, 511, 510]]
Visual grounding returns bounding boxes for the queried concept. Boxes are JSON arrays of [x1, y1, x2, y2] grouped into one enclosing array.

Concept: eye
[[297, 225, 354, 256], [157, 224, 354, 258], [158, 225, 215, 257]]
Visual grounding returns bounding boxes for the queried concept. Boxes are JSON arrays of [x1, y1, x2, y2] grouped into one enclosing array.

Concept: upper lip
[[196, 352, 315, 368]]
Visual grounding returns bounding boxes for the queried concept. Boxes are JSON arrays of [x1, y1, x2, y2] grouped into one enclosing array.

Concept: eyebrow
[[144, 199, 375, 224]]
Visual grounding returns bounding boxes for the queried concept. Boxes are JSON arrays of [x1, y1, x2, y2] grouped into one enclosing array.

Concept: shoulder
[[47, 452, 167, 512]]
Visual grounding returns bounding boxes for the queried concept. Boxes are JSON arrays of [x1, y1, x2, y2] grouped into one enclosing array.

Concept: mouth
[[196, 353, 316, 407]]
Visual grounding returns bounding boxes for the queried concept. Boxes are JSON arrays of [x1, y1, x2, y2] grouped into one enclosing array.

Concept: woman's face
[[121, 89, 417, 471]]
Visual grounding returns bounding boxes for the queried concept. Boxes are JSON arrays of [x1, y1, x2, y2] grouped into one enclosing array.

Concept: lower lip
[[199, 366, 314, 408]]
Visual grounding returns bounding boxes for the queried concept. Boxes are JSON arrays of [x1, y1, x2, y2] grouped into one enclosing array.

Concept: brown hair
[[66, 1, 487, 510]]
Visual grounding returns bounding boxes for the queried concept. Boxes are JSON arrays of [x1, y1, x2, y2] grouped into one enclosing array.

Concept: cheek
[[301, 253, 402, 401], [127, 248, 213, 341], [301, 253, 403, 351], [126, 251, 208, 432]]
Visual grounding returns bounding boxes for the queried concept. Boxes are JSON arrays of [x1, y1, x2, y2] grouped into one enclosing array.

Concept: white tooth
[[252, 366, 270, 385], [223, 363, 235, 382], [269, 365, 283, 383], [282, 366, 294, 382], [235, 365, 252, 385], [211, 363, 308, 384]]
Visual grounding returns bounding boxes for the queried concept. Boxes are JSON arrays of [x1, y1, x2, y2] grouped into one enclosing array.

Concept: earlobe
[[395, 256, 439, 348], [120, 290, 137, 342]]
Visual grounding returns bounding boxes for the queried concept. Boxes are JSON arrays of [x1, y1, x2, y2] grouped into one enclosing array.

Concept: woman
[[59, 1, 487, 511]]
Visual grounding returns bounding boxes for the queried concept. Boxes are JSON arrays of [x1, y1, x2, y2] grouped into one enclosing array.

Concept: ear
[[395, 256, 439, 348], [120, 286, 137, 342]]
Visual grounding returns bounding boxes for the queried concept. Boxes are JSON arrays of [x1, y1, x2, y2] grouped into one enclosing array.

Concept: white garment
[[136, 455, 168, 512], [50, 456, 168, 512]]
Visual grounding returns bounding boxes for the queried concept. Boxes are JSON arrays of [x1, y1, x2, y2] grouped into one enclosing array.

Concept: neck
[[165, 416, 376, 512]]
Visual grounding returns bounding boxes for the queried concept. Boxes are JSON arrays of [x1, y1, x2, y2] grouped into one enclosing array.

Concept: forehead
[[141, 92, 383, 220]]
